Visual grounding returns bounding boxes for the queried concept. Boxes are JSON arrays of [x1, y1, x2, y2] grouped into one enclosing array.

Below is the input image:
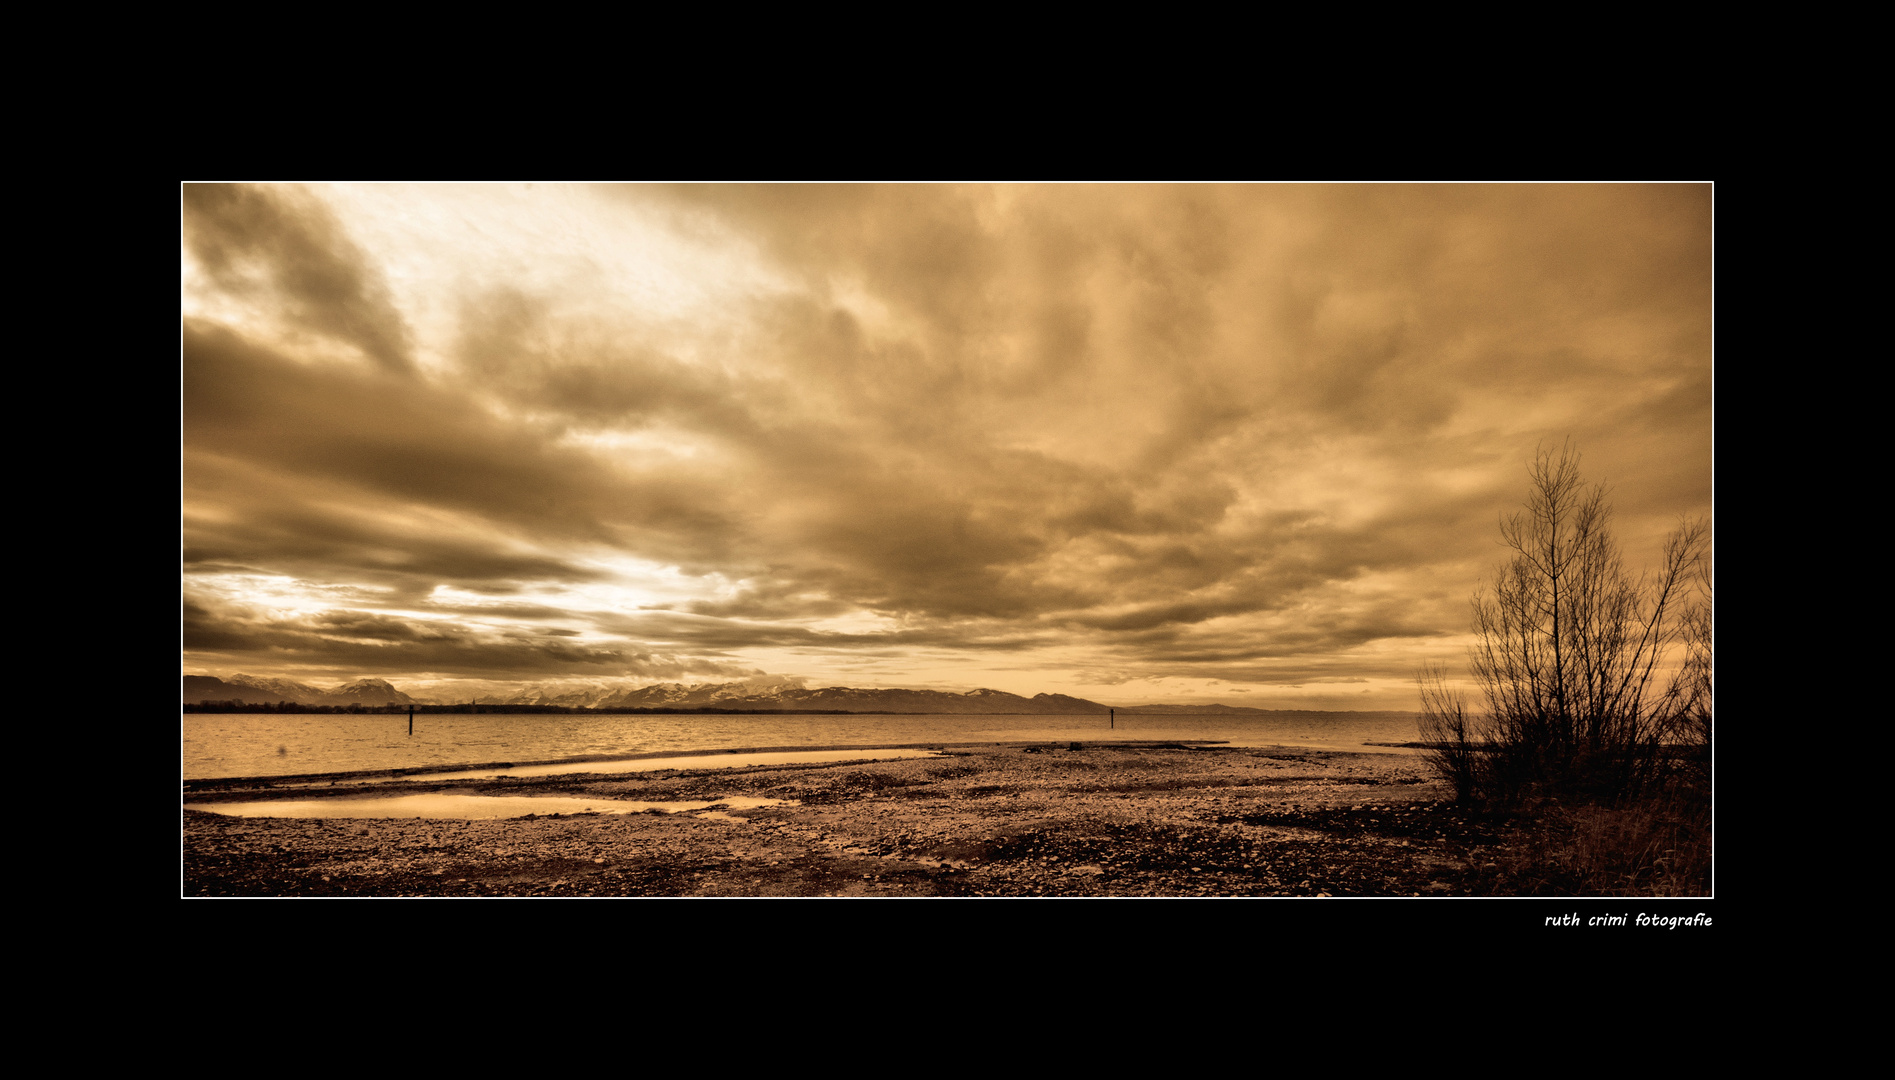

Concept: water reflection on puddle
[[382, 747, 942, 784], [185, 794, 792, 820]]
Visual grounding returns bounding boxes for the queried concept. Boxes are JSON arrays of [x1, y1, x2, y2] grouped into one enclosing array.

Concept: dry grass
[[1483, 791, 1711, 896]]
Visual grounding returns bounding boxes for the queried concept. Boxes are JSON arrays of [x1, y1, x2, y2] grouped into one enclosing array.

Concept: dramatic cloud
[[182, 185, 416, 375], [181, 183, 1712, 707]]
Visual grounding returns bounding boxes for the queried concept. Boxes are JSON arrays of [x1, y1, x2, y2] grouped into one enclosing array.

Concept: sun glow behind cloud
[[318, 182, 786, 340]]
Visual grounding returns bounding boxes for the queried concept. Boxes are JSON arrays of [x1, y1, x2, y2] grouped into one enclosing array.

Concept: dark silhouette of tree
[[1420, 443, 1709, 805]]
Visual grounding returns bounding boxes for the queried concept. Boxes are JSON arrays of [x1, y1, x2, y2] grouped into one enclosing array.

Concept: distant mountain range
[[182, 674, 420, 707], [582, 683, 1113, 714], [180, 674, 1314, 714]]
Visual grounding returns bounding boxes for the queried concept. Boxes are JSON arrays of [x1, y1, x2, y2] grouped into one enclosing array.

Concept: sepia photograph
[[181, 183, 1712, 903]]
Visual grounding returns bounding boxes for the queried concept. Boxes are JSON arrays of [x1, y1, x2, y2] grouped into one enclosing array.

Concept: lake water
[[181, 710, 1427, 782]]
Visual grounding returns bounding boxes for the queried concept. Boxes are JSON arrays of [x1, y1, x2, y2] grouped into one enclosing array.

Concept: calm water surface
[[182, 711, 1425, 781]]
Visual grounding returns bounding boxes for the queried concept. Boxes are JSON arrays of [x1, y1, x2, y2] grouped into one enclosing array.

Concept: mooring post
[[408, 704, 414, 736], [1110, 708, 1114, 729]]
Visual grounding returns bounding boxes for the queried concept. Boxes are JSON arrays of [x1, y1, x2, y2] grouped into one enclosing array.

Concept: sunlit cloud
[[182, 183, 1711, 708]]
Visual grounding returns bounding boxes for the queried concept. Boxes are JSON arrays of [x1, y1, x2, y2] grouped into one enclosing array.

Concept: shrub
[[1419, 443, 1710, 808]]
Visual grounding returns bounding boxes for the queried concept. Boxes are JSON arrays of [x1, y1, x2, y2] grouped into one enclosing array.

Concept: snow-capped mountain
[[186, 674, 1106, 712], [183, 674, 418, 706]]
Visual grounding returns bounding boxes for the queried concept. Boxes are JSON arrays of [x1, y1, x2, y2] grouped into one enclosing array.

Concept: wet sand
[[182, 740, 1511, 897]]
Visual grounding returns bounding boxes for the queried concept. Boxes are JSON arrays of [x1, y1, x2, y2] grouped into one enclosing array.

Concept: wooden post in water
[[1110, 708, 1114, 729], [408, 704, 414, 736]]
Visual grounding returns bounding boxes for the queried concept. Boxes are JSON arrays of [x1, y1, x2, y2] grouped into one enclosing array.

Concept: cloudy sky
[[181, 184, 1711, 708]]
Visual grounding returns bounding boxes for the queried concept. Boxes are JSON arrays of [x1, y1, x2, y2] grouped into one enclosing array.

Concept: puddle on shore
[[374, 747, 943, 784], [185, 794, 792, 820]]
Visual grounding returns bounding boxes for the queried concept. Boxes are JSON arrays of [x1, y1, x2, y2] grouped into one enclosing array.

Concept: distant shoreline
[[181, 700, 1423, 717]]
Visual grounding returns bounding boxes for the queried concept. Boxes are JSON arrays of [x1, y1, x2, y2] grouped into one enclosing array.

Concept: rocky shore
[[182, 740, 1519, 898]]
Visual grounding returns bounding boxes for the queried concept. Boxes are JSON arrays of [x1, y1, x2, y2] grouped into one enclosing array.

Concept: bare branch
[[1418, 445, 1710, 805]]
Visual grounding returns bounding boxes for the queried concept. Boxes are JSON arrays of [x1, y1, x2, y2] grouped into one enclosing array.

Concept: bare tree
[[1422, 444, 1709, 804]]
